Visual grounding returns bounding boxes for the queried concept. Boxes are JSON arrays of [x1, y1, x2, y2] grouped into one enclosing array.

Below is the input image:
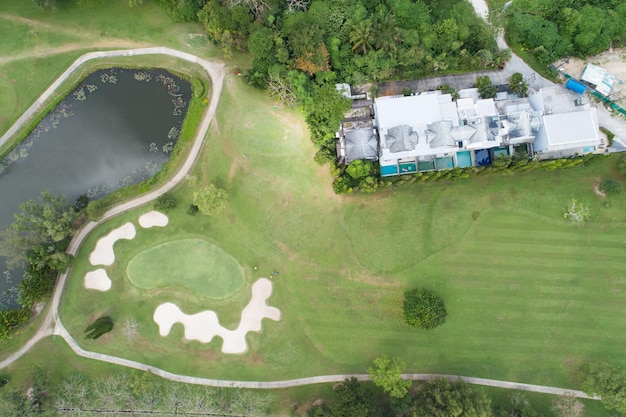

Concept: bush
[[187, 204, 199, 216], [73, 194, 89, 212], [84, 316, 114, 340], [402, 288, 447, 329], [154, 193, 178, 212], [0, 308, 30, 340], [86, 200, 106, 222], [194, 184, 229, 216], [599, 179, 622, 194]]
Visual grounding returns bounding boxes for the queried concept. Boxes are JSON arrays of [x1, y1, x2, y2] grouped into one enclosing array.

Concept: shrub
[[86, 200, 106, 222], [402, 288, 447, 329], [84, 316, 113, 340], [562, 199, 590, 223], [599, 179, 622, 194], [187, 204, 199, 216], [154, 193, 178, 212], [0, 308, 30, 340], [73, 194, 89, 212], [194, 184, 228, 216]]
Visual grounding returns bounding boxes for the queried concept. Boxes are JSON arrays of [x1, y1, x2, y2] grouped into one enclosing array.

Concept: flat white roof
[[374, 94, 443, 129], [544, 110, 598, 146]]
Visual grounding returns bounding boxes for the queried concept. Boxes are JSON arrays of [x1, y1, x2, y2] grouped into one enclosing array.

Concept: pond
[[0, 67, 192, 308]]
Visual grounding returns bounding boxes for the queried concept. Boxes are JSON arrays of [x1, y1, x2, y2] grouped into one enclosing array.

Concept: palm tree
[[373, 11, 402, 52], [350, 20, 374, 55]]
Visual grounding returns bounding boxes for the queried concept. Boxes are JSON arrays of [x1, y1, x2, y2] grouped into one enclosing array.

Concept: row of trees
[[0, 370, 271, 416], [505, 0, 626, 63], [307, 373, 582, 417]]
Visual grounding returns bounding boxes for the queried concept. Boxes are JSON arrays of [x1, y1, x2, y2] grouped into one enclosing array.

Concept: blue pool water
[[456, 151, 472, 168]]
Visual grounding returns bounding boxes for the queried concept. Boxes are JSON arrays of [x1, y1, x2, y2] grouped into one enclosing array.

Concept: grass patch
[[127, 238, 245, 299]]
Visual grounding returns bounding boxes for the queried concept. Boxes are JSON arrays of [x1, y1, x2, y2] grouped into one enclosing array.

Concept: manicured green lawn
[[58, 75, 626, 390], [127, 238, 245, 299]]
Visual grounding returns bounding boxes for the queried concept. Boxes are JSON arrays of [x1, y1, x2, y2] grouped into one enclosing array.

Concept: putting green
[[126, 239, 245, 299]]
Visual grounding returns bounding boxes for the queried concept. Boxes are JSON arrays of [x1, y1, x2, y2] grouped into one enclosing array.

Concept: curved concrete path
[[0, 46, 601, 401]]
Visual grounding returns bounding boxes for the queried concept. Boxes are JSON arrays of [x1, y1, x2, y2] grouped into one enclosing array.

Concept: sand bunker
[[84, 269, 112, 291], [153, 278, 281, 354], [89, 222, 136, 266], [139, 211, 169, 228]]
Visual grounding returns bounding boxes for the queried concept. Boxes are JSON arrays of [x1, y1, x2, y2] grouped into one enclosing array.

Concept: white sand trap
[[153, 278, 281, 354], [89, 222, 136, 266], [139, 211, 169, 228], [84, 269, 112, 291]]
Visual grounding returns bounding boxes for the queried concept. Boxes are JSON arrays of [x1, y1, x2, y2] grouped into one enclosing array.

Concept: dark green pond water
[[0, 68, 191, 307]]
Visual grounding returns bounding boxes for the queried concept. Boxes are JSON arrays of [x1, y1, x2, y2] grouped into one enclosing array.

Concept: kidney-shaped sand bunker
[[126, 238, 245, 299]]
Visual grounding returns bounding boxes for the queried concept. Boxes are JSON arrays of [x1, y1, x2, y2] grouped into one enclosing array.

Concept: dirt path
[[0, 12, 99, 39], [0, 40, 151, 65]]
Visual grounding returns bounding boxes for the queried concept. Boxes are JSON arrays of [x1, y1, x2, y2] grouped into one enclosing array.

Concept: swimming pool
[[456, 151, 472, 168]]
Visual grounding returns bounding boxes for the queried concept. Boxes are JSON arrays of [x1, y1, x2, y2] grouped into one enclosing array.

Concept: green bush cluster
[[599, 179, 622, 194], [389, 154, 596, 188], [402, 288, 447, 330], [0, 309, 29, 341], [154, 193, 178, 212], [84, 316, 114, 340]]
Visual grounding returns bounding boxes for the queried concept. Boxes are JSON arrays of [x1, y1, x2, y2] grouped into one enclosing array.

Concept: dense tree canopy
[[580, 361, 626, 414], [506, 0, 626, 63], [413, 379, 493, 417]]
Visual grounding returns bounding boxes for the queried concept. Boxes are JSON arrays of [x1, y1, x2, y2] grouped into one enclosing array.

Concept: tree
[[194, 184, 228, 216], [345, 160, 373, 179], [86, 199, 106, 222], [349, 20, 374, 55], [84, 316, 114, 340], [330, 378, 374, 417], [562, 199, 590, 223], [287, 0, 309, 13], [402, 288, 447, 329], [0, 191, 74, 269], [224, 0, 269, 20], [73, 194, 90, 213], [495, 393, 541, 417], [552, 395, 584, 417], [368, 354, 411, 399], [599, 179, 622, 194], [412, 379, 492, 417], [372, 10, 402, 53], [122, 318, 140, 343], [475, 76, 497, 99], [580, 361, 626, 414], [509, 73, 528, 97], [33, 0, 57, 9], [267, 74, 298, 106], [154, 193, 178, 212]]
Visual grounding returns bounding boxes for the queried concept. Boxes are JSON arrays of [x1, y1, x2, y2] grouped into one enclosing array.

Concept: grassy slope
[[59, 76, 626, 391]]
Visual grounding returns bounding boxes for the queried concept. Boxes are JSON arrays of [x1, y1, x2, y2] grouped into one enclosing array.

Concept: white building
[[371, 86, 599, 176]]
